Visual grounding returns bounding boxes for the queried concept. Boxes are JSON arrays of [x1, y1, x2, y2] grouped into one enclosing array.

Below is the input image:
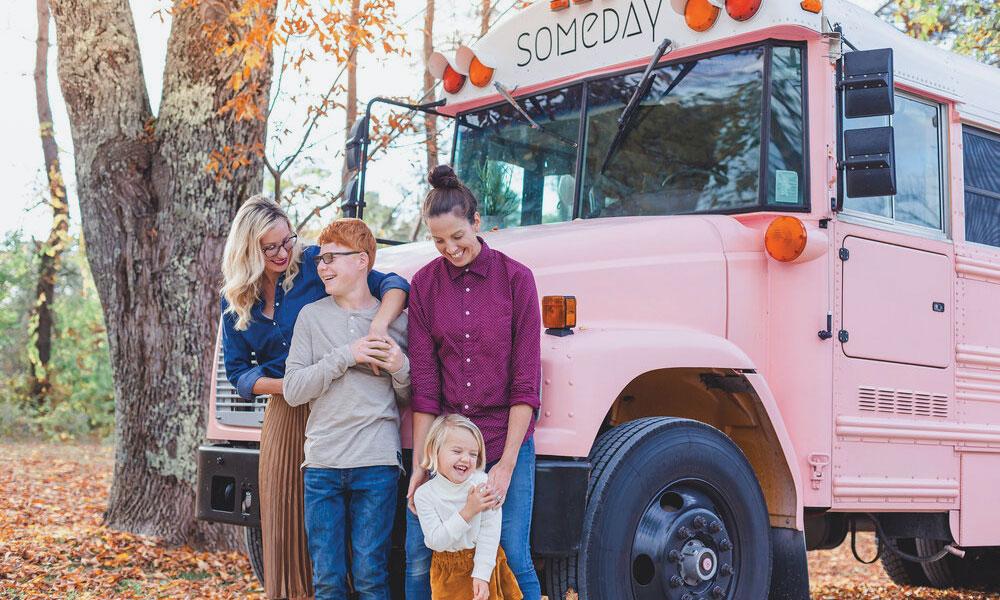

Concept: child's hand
[[459, 483, 495, 522], [472, 577, 489, 600]]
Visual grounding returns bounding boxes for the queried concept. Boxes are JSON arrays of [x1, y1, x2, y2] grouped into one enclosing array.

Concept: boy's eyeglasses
[[314, 251, 361, 266], [261, 235, 297, 258]]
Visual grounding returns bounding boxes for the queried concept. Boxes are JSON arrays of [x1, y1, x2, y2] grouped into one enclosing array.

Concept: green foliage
[[0, 231, 114, 440], [878, 0, 1000, 66], [473, 161, 521, 218]]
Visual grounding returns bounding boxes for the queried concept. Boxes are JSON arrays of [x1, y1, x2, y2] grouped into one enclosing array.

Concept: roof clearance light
[[764, 216, 808, 262], [469, 57, 495, 87], [442, 65, 466, 94], [685, 0, 721, 32], [428, 51, 466, 94], [454, 45, 494, 88], [800, 0, 822, 13], [550, 0, 569, 9], [726, 0, 763, 21]]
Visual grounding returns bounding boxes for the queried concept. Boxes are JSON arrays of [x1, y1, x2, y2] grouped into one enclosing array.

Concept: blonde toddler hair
[[421, 414, 487, 474], [221, 196, 302, 330]]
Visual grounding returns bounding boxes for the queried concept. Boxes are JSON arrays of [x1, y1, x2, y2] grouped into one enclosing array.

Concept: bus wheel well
[[599, 367, 797, 529]]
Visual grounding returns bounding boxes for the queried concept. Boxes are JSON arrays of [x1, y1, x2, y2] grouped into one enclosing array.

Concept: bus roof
[[434, 0, 999, 130]]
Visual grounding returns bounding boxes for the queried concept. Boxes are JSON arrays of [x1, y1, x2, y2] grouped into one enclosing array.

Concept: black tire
[[914, 538, 1000, 590], [245, 525, 265, 588], [548, 417, 773, 600], [878, 536, 930, 587]]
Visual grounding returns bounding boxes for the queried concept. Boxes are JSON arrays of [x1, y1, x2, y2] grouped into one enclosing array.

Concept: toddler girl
[[413, 414, 523, 600]]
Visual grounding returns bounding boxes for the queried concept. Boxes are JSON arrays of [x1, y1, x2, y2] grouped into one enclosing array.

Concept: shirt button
[[465, 287, 470, 292], [466, 382, 471, 387], [465, 310, 470, 316], [463, 404, 470, 410], [465, 333, 470, 339], [466, 358, 471, 363], [282, 342, 287, 346], [275, 302, 280, 306]]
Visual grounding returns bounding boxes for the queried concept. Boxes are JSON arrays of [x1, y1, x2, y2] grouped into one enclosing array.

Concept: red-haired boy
[[284, 218, 410, 600]]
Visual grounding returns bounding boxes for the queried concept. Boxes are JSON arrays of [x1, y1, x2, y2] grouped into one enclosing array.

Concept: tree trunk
[[29, 0, 70, 406], [342, 0, 361, 191], [49, 0, 273, 549], [480, 0, 491, 36], [423, 0, 438, 173]]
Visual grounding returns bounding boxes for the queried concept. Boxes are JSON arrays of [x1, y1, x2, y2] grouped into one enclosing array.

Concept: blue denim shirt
[[222, 245, 410, 399]]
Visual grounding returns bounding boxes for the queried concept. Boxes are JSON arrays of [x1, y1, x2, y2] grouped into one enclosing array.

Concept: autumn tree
[[28, 0, 70, 407], [877, 0, 999, 65]]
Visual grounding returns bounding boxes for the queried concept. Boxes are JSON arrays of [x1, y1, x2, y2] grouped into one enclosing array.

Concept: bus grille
[[214, 344, 267, 428]]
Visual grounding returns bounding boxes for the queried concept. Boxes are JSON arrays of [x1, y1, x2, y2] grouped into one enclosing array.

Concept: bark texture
[[342, 0, 361, 189], [29, 0, 70, 406], [48, 0, 273, 549], [423, 0, 438, 173], [480, 0, 491, 36]]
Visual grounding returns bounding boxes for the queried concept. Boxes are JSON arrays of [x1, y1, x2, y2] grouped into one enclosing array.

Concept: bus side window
[[963, 127, 1000, 247], [843, 94, 946, 232]]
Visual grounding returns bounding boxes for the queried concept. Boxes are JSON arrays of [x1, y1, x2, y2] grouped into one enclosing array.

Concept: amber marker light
[[543, 296, 577, 336], [800, 0, 822, 13], [469, 56, 495, 87], [726, 0, 763, 21], [550, 0, 570, 9], [764, 216, 808, 262], [685, 0, 721, 32]]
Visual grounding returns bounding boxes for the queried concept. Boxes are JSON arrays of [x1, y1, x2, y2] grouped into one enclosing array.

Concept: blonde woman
[[221, 196, 409, 600]]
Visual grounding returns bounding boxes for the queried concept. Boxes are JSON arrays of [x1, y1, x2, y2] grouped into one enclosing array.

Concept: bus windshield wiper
[[493, 82, 578, 149], [599, 38, 673, 175]]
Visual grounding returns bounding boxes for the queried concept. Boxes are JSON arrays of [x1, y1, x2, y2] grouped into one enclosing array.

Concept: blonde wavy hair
[[421, 414, 487, 474], [221, 196, 302, 331]]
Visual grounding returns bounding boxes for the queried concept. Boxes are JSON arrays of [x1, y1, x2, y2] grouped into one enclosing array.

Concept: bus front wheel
[[547, 417, 773, 600]]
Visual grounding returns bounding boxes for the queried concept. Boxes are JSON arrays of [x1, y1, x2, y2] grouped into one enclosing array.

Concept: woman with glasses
[[221, 196, 409, 600]]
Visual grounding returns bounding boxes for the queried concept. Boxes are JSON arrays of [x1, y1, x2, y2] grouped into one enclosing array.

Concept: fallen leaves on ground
[[2, 441, 999, 599], [0, 441, 263, 599]]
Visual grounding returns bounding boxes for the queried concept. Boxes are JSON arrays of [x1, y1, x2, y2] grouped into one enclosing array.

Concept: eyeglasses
[[261, 235, 297, 258], [314, 251, 361, 266]]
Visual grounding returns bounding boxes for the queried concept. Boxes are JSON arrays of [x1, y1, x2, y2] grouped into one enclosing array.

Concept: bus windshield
[[453, 43, 806, 227]]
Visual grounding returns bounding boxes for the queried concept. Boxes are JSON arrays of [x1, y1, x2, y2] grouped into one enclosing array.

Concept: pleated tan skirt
[[259, 394, 314, 600], [430, 547, 523, 600]]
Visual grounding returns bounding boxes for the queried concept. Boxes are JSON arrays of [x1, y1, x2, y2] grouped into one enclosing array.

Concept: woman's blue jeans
[[303, 465, 398, 600], [404, 439, 541, 600]]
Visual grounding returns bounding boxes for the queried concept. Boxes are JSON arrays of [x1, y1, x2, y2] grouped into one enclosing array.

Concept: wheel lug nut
[[708, 520, 722, 534], [720, 563, 733, 577], [677, 526, 691, 539], [668, 549, 681, 563], [719, 538, 732, 551], [693, 516, 706, 530], [711, 586, 724, 598], [670, 575, 683, 588]]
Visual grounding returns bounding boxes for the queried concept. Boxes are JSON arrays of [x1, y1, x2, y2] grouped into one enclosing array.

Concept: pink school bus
[[196, 0, 1000, 598]]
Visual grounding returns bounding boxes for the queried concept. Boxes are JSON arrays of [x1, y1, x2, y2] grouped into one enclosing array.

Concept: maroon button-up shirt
[[408, 238, 541, 463]]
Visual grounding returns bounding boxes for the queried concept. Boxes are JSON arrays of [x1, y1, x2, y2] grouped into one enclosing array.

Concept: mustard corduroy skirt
[[430, 547, 523, 600], [259, 395, 313, 600]]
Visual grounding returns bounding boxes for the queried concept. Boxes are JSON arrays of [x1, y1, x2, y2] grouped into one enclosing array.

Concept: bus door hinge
[[839, 247, 850, 261], [808, 453, 831, 490]]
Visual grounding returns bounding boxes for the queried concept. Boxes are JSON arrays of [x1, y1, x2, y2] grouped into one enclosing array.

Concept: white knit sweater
[[413, 471, 502, 582]]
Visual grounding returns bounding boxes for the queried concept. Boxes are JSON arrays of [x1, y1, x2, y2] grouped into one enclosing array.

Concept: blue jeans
[[304, 465, 399, 600], [405, 439, 541, 600]]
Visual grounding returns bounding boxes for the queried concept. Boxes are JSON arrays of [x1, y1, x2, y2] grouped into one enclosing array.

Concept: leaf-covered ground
[[1, 441, 998, 599]]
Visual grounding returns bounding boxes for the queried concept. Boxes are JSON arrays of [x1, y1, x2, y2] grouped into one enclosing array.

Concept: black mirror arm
[[353, 97, 450, 219]]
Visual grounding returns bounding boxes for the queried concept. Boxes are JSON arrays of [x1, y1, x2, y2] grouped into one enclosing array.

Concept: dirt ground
[[1, 442, 997, 599]]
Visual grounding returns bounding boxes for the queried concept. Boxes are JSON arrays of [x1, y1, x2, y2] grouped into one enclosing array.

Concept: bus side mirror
[[842, 48, 894, 118], [843, 126, 896, 198], [342, 175, 361, 218], [345, 116, 369, 173]]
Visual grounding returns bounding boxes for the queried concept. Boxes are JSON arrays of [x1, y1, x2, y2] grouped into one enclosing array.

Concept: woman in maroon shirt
[[404, 165, 542, 600]]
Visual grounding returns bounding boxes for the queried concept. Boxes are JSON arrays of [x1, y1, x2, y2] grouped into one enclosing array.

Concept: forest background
[[0, 0, 996, 547]]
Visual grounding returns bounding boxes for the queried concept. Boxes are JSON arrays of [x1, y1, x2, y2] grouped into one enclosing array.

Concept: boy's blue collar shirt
[[222, 245, 409, 399]]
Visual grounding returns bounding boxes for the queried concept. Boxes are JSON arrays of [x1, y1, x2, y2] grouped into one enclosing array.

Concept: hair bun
[[428, 165, 461, 190]]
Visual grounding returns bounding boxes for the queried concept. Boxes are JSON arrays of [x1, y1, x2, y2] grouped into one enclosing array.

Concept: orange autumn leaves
[[0, 443, 262, 599]]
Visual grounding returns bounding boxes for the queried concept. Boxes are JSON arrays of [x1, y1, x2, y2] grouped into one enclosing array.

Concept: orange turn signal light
[[726, 0, 763, 21], [800, 0, 822, 13], [764, 216, 808, 262], [543, 296, 577, 331], [468, 56, 494, 87], [685, 0, 721, 32], [550, 0, 570, 9]]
